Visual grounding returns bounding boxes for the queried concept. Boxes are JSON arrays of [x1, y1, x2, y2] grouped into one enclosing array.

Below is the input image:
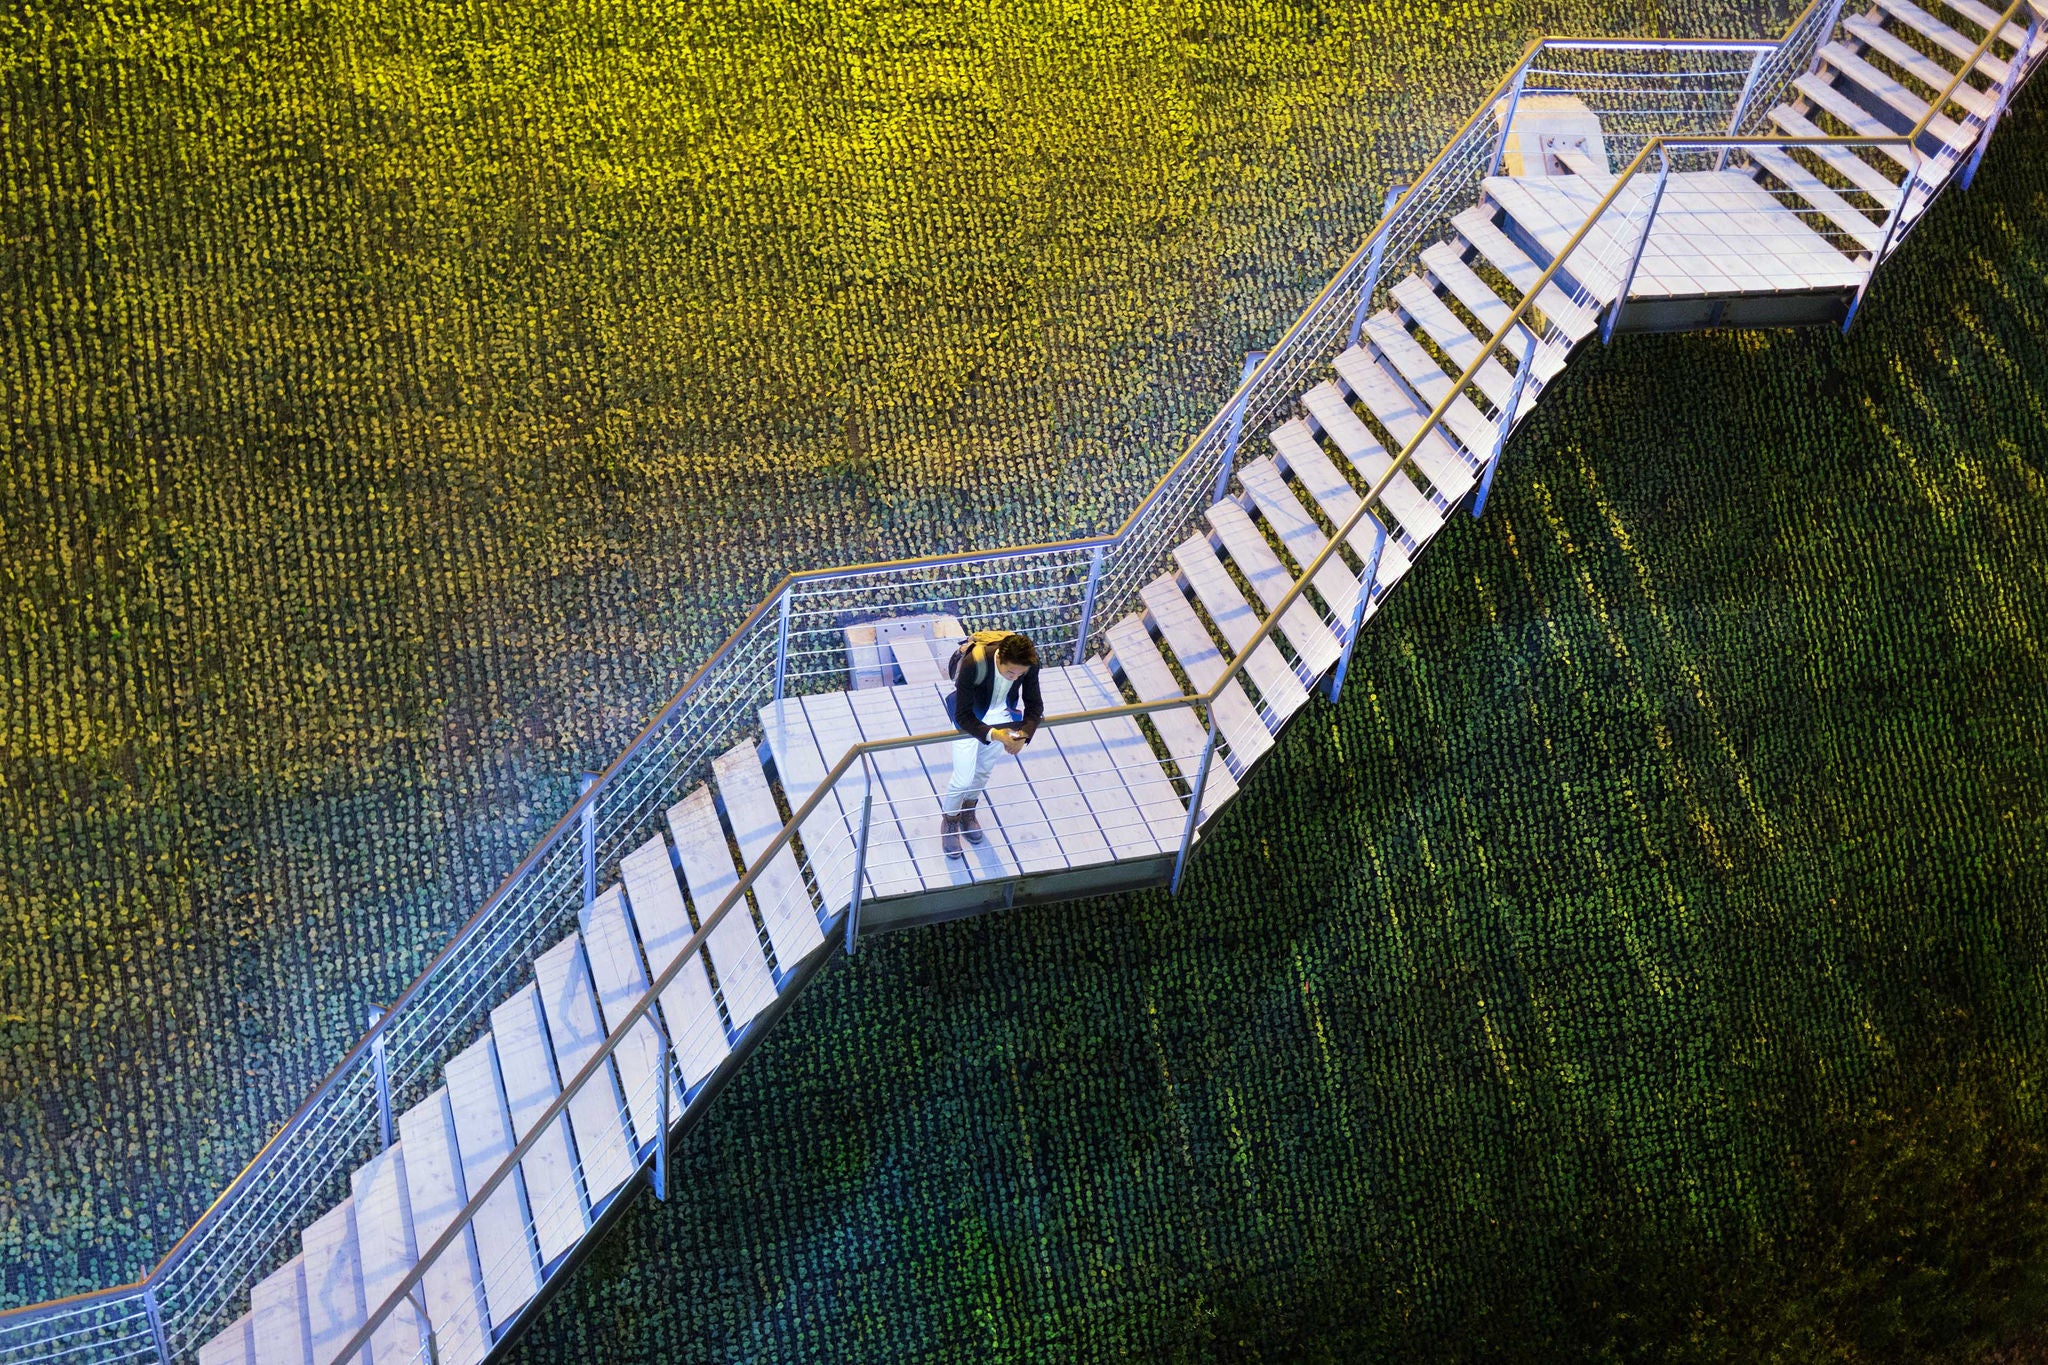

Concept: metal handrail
[[6, 3, 2037, 1353]]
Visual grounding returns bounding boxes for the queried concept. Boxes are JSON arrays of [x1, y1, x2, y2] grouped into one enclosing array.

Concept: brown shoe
[[940, 812, 964, 859], [958, 796, 987, 846]]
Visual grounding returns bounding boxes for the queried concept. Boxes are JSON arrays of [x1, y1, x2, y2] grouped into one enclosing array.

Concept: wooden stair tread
[[394, 1088, 491, 1365], [1102, 615, 1238, 812], [1206, 500, 1344, 673], [198, 1315, 255, 1365], [1328, 350, 1477, 502], [1255, 437, 1415, 595], [1843, 14, 1999, 113], [1238, 449, 1372, 607], [348, 1144, 427, 1365], [619, 835, 732, 1090], [665, 785, 779, 1027], [1452, 206, 1609, 336], [1790, 75, 1925, 169], [1173, 533, 1313, 721], [300, 1199, 364, 1365], [1874, 0, 2014, 78], [1362, 312, 1499, 455], [1819, 42, 1972, 146], [1417, 243, 1540, 353], [1942, 0, 2036, 49], [1748, 147, 1889, 252], [578, 885, 675, 1150], [1766, 105, 1908, 203], [1073, 654, 1208, 846], [533, 935, 641, 1206], [1139, 577, 1274, 768], [249, 1254, 312, 1365], [710, 740, 826, 968], [441, 1037, 541, 1329], [488, 984, 587, 1267], [1388, 275, 1532, 415]]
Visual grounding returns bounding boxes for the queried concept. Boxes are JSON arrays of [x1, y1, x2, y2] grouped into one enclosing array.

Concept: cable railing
[[2, 1, 2038, 1359]]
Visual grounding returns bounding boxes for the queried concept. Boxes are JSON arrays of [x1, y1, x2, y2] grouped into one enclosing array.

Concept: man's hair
[[994, 633, 1039, 668]]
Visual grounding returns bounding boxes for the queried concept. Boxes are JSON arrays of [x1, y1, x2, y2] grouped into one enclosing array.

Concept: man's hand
[[995, 728, 1028, 756]]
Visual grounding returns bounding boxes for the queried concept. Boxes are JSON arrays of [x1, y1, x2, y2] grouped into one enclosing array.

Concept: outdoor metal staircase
[[5, 0, 2043, 1360]]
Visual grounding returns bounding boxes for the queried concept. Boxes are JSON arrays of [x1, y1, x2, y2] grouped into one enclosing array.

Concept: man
[[940, 631, 1043, 859]]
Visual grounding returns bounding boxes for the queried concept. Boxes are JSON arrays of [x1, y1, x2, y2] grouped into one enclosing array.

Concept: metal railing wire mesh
[[3, 0, 2040, 1358]]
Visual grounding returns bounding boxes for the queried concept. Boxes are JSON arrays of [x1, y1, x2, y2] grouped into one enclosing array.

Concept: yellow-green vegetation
[[6, 0, 2048, 1358]]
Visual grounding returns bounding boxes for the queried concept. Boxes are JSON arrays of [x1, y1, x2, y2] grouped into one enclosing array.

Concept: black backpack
[[946, 630, 1016, 688]]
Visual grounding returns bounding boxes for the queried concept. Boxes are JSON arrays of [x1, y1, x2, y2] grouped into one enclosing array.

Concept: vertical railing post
[[1962, 12, 2039, 189], [651, 1039, 671, 1201], [1714, 51, 1768, 168], [366, 1006, 393, 1150], [772, 588, 793, 703], [1486, 64, 1530, 179], [845, 754, 874, 954], [1324, 515, 1387, 706], [1212, 351, 1267, 505], [1602, 147, 1670, 345], [1472, 329, 1540, 521], [1846, 153, 1920, 331], [578, 772, 599, 911], [1813, 0, 1849, 65], [1072, 544, 1106, 665], [1346, 182, 1408, 349], [142, 1285, 172, 1365], [1170, 713, 1221, 894]]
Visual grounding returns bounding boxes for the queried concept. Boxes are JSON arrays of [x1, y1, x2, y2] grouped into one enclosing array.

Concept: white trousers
[[943, 734, 1009, 814]]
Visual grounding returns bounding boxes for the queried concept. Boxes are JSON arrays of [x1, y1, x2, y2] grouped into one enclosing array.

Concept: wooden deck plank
[[1021, 668, 1164, 861], [1173, 533, 1314, 720], [888, 680, 1064, 877], [1450, 207, 1605, 340], [1138, 577, 1274, 769], [1749, 147, 1888, 252], [1205, 501, 1343, 673], [710, 740, 826, 970], [665, 786, 779, 1027], [1068, 658, 1196, 850], [348, 1144, 427, 1365], [1362, 312, 1500, 455], [198, 1315, 255, 1365], [1843, 14, 1997, 115], [250, 1255, 312, 1365], [757, 698, 868, 916], [577, 885, 674, 1149], [842, 685, 979, 890], [1874, 0, 2013, 79], [532, 935, 641, 1207], [979, 671, 1120, 871], [394, 1089, 492, 1365], [1820, 43, 1972, 147], [1328, 349, 1478, 503], [1766, 104, 1909, 203], [618, 834, 731, 1090], [1263, 423, 1430, 575], [790, 690, 925, 900], [488, 984, 587, 1267], [300, 1199, 364, 1365], [439, 1038, 540, 1330], [1101, 615, 1238, 814]]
